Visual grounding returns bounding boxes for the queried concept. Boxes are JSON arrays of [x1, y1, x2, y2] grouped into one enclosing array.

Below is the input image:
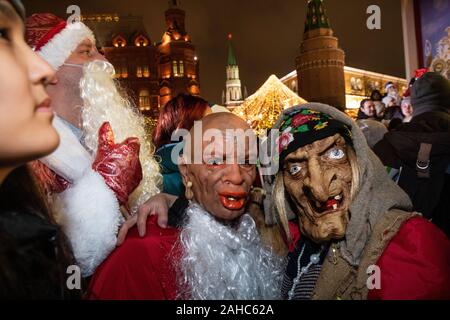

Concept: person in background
[[370, 90, 385, 120], [356, 99, 376, 120], [382, 82, 402, 107], [400, 96, 413, 123], [357, 119, 388, 149], [0, 0, 78, 299], [374, 72, 450, 238], [153, 94, 211, 197]]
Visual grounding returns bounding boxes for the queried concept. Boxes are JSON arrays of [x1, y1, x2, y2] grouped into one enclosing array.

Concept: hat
[[26, 13, 95, 70], [414, 68, 429, 80], [276, 108, 352, 166], [357, 119, 387, 149], [411, 72, 450, 117], [385, 81, 395, 90]]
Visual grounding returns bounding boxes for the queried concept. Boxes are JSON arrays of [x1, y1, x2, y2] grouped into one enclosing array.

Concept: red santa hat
[[26, 13, 95, 70]]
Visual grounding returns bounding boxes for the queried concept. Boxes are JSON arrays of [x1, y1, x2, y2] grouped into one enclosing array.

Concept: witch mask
[[276, 109, 354, 243]]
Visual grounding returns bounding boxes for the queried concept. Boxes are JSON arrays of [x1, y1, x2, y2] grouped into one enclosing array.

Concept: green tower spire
[[304, 0, 331, 33], [227, 34, 237, 66]]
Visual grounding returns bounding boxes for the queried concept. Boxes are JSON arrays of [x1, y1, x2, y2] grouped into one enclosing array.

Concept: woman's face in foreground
[[0, 0, 59, 168]]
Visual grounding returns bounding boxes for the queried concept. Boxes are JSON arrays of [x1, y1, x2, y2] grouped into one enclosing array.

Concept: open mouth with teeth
[[219, 192, 248, 211], [304, 188, 344, 216]]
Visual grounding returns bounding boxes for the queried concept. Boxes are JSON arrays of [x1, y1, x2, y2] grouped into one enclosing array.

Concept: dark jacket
[[374, 111, 450, 237], [0, 208, 77, 299], [0, 167, 80, 299]]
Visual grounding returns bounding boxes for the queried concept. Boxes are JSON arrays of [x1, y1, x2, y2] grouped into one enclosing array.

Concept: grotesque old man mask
[[179, 112, 257, 222]]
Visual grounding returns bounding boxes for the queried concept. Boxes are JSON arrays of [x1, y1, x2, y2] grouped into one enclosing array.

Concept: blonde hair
[[273, 144, 361, 242]]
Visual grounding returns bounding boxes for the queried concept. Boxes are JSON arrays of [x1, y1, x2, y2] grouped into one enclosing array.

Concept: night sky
[[22, 0, 406, 104]]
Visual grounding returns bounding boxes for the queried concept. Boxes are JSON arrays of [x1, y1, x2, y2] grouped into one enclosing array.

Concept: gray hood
[[267, 103, 413, 266]]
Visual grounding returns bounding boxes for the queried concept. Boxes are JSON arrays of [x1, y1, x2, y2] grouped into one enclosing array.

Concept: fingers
[[137, 193, 172, 236], [137, 204, 151, 237], [157, 211, 168, 229], [116, 215, 137, 246], [120, 205, 132, 220]]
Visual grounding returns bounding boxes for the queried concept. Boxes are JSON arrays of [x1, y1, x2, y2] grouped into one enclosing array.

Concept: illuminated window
[[121, 65, 128, 78], [179, 61, 184, 76], [139, 89, 151, 111], [112, 35, 126, 48], [134, 35, 149, 47], [151, 95, 160, 109], [173, 60, 178, 76], [143, 66, 150, 78], [136, 66, 142, 78]]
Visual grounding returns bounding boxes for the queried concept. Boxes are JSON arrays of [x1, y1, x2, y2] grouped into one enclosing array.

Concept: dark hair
[[7, 0, 25, 21], [153, 94, 210, 149], [360, 98, 372, 109], [370, 90, 382, 101], [0, 166, 80, 299]]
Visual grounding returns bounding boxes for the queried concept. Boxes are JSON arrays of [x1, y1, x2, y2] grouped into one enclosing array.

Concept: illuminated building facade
[[283, 0, 407, 115], [82, 0, 200, 118], [281, 67, 407, 113], [157, 0, 200, 107]]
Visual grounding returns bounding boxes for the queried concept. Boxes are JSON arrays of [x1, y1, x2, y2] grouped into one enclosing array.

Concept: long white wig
[[177, 203, 284, 300], [80, 60, 162, 213]]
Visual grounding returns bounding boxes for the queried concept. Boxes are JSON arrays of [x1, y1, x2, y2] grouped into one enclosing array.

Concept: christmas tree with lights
[[233, 75, 307, 134]]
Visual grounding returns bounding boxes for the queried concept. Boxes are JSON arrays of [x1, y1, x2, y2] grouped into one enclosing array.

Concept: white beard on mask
[[177, 203, 284, 300], [79, 60, 162, 213]]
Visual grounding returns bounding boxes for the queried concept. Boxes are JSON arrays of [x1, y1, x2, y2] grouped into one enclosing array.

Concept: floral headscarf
[[276, 108, 352, 167]]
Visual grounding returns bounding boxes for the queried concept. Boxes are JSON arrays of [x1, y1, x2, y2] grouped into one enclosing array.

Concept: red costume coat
[[289, 217, 450, 300], [88, 216, 180, 300], [89, 216, 450, 300]]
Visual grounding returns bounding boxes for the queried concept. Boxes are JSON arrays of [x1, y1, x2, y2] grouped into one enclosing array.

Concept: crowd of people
[[1, 0, 450, 300]]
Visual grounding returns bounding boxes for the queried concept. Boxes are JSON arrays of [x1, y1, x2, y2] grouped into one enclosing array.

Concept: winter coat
[[374, 111, 450, 237], [0, 208, 77, 299]]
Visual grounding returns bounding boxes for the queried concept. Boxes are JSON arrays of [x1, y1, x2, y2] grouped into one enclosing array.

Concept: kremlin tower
[[295, 0, 346, 110]]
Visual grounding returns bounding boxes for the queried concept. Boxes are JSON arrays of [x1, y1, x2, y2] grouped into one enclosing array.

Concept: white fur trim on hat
[[385, 83, 395, 90], [38, 22, 96, 70]]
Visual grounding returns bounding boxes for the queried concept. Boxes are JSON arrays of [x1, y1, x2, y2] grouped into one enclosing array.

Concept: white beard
[[79, 60, 162, 213], [177, 203, 284, 300]]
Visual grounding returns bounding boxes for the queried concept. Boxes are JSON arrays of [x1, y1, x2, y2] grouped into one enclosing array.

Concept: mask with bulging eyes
[[282, 134, 353, 243]]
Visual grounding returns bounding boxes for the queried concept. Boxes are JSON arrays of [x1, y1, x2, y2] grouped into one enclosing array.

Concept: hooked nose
[[303, 157, 330, 202]]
